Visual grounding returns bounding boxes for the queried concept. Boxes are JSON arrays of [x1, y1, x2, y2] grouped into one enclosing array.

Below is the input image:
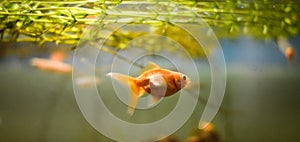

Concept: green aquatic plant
[[0, 0, 299, 58]]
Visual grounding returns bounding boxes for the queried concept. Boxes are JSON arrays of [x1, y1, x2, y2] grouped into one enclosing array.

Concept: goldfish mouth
[[186, 79, 191, 85], [183, 77, 191, 88]]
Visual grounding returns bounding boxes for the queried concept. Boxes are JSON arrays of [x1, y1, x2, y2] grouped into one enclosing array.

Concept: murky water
[[0, 36, 300, 142]]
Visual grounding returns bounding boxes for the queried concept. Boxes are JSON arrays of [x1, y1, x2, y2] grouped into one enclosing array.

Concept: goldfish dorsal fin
[[140, 62, 160, 74]]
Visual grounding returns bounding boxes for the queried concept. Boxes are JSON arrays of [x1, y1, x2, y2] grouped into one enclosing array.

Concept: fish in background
[[31, 50, 72, 74], [277, 36, 295, 63], [31, 51, 104, 87], [107, 62, 191, 115], [145, 136, 178, 142], [186, 122, 220, 142]]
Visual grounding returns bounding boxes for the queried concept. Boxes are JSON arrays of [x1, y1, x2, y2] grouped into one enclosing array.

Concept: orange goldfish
[[106, 62, 190, 115], [31, 51, 72, 74], [198, 122, 214, 132], [187, 122, 220, 142], [277, 36, 294, 63], [285, 47, 294, 62]]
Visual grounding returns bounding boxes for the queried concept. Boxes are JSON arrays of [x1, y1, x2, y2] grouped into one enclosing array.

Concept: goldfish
[[285, 47, 294, 62], [151, 136, 178, 142], [106, 62, 190, 115], [186, 122, 220, 142], [31, 51, 72, 74], [277, 36, 294, 63], [198, 122, 214, 132]]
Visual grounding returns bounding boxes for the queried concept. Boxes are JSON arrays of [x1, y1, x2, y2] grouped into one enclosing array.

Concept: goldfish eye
[[182, 75, 186, 81]]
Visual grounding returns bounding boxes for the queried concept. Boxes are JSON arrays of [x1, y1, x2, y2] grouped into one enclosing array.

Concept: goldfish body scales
[[107, 62, 190, 115]]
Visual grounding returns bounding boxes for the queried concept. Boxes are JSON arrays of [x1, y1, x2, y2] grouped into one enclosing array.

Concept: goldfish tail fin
[[106, 72, 133, 85], [106, 73, 145, 115], [128, 95, 138, 115]]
